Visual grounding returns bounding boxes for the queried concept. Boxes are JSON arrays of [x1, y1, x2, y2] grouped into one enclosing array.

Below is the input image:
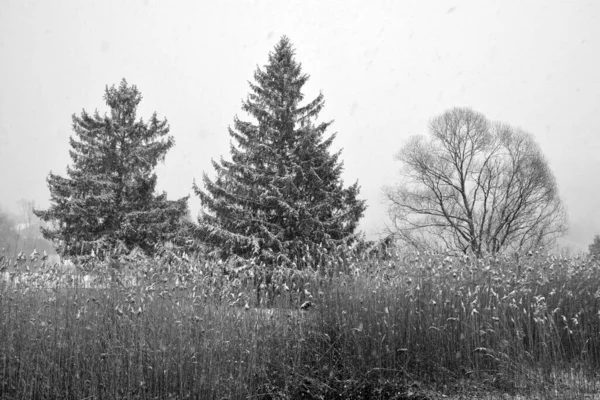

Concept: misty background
[[1, 0, 598, 252]]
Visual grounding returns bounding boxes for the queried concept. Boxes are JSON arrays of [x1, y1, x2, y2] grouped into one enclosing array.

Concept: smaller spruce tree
[[35, 79, 189, 258]]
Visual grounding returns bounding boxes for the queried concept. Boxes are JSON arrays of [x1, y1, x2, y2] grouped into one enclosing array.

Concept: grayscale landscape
[[1, 1, 599, 399]]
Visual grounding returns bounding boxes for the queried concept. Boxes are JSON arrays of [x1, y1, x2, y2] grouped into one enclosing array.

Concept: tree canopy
[[384, 107, 567, 256], [35, 79, 189, 258], [194, 36, 366, 266]]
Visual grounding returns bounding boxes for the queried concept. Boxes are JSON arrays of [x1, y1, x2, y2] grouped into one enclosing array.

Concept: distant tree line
[[0, 208, 16, 254], [0, 202, 55, 260], [32, 36, 574, 268]]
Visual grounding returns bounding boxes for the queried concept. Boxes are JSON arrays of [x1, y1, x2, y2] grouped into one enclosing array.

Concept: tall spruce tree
[[194, 37, 366, 265], [35, 79, 189, 258]]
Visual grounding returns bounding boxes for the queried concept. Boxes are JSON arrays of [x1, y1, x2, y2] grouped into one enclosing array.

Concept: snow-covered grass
[[1, 250, 599, 399]]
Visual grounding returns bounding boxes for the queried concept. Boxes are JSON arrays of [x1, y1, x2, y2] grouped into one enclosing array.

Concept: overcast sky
[[1, 0, 598, 252]]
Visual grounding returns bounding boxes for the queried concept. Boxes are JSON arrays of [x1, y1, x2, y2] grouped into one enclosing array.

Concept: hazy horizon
[[1, 1, 599, 252]]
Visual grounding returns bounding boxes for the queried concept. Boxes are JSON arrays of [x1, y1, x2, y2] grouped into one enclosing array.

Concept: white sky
[[1, 0, 599, 252]]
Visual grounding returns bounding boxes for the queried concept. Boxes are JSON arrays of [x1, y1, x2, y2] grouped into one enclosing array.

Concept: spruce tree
[[590, 235, 600, 257], [35, 79, 189, 258], [194, 36, 366, 266]]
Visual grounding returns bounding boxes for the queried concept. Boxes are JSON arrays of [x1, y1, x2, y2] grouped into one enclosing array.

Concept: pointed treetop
[[265, 35, 301, 74], [273, 35, 293, 54], [103, 78, 143, 122]]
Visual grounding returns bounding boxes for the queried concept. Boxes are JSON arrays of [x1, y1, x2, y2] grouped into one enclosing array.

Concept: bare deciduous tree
[[384, 107, 567, 256]]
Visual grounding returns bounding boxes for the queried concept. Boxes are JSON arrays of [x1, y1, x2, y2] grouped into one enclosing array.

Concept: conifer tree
[[35, 79, 189, 258], [194, 37, 366, 265], [590, 235, 600, 257]]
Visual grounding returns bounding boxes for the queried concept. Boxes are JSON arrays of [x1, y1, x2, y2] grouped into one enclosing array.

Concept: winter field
[[1, 249, 600, 400]]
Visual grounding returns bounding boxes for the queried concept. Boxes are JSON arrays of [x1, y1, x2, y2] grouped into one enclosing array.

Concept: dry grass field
[[1, 248, 599, 399]]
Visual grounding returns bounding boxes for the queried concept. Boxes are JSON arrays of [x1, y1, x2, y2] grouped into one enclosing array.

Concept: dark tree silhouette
[[35, 79, 189, 259], [589, 235, 600, 257], [194, 37, 366, 266]]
